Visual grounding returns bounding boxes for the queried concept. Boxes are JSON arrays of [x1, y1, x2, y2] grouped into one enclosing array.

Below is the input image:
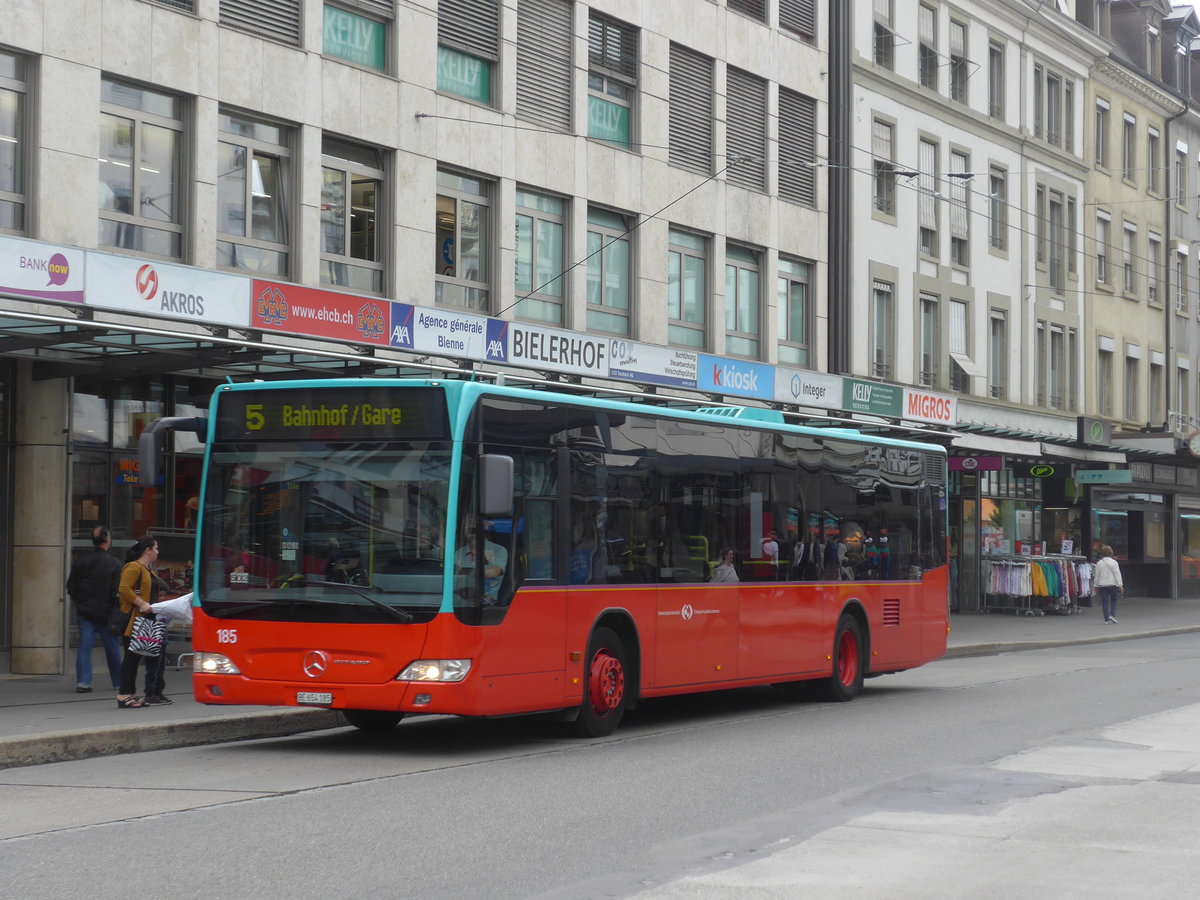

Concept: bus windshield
[[200, 442, 451, 624]]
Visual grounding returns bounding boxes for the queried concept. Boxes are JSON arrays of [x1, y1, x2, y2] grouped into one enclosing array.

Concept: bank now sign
[[903, 387, 957, 426]]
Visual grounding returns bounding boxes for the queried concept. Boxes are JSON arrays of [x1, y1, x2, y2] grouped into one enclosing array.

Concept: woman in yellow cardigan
[[116, 535, 158, 709]]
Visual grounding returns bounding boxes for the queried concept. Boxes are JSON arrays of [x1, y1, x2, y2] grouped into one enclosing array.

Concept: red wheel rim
[[836, 630, 859, 686], [587, 648, 625, 714]]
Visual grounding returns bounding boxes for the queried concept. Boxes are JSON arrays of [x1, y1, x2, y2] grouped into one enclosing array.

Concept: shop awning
[[1039, 443, 1126, 463]]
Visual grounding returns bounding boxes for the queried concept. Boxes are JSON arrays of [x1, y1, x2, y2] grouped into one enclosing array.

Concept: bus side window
[[520, 500, 556, 584]]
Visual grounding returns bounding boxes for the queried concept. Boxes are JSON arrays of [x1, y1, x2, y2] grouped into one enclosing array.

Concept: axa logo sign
[[485, 319, 509, 362], [698, 355, 773, 399], [255, 285, 290, 326], [390, 303, 415, 349]]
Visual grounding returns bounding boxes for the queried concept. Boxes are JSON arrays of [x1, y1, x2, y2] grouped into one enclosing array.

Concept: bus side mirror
[[479, 454, 514, 518], [138, 416, 208, 486]]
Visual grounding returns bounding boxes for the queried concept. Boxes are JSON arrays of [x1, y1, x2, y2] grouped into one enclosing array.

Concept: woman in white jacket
[[1094, 545, 1124, 624]]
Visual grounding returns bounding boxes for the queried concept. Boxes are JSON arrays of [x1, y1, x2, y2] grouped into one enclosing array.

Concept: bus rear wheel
[[818, 615, 864, 702], [574, 626, 627, 737], [343, 710, 404, 732]]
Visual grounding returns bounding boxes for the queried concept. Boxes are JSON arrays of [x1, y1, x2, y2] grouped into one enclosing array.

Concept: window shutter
[[873, 0, 890, 20], [919, 4, 934, 43], [780, 0, 817, 39], [153, 0, 195, 11], [339, 0, 394, 18], [950, 20, 964, 56], [778, 87, 816, 207], [517, 0, 573, 130], [872, 119, 892, 159], [589, 13, 638, 82], [949, 300, 967, 354], [728, 0, 766, 21], [439, 0, 500, 60], [726, 67, 767, 191], [220, 0, 301, 46], [669, 44, 714, 174], [949, 151, 968, 239], [919, 139, 937, 229]]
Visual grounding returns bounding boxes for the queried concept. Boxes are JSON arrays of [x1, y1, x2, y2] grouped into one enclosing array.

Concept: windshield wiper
[[290, 579, 414, 623]]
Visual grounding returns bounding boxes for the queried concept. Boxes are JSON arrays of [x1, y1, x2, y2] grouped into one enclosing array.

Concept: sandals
[[117, 695, 147, 709]]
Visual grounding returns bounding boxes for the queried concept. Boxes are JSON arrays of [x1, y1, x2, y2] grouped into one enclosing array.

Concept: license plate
[[296, 691, 333, 706]]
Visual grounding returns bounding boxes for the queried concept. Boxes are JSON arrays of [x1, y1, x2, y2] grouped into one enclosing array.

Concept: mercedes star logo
[[303, 650, 329, 679]]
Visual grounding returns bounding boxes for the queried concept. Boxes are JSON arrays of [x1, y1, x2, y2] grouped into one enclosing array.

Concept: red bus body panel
[[193, 569, 948, 716]]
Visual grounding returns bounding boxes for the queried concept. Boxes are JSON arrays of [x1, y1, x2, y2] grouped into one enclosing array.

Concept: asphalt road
[[4, 634, 1200, 899]]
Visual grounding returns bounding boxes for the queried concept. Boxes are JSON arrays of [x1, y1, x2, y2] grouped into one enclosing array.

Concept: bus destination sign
[[215, 388, 448, 442]]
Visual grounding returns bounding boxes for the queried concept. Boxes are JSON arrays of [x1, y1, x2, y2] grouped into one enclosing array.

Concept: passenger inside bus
[[455, 525, 509, 604], [326, 546, 367, 586]]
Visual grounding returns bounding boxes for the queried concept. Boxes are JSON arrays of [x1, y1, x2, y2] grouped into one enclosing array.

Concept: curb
[[0, 708, 343, 771], [943, 625, 1200, 659]]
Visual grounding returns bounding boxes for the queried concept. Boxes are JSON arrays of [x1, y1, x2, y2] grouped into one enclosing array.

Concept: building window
[[1123, 224, 1136, 294], [1098, 348, 1113, 416], [1177, 367, 1189, 425], [918, 138, 938, 256], [919, 5, 938, 90], [727, 68, 767, 192], [221, 0, 301, 46], [1122, 114, 1136, 181], [514, 189, 566, 325], [1177, 149, 1189, 206], [1147, 234, 1161, 305], [728, 0, 765, 21], [1065, 81, 1074, 153], [1049, 191, 1065, 292], [873, 119, 896, 215], [516, 0, 573, 130], [1151, 361, 1164, 426], [873, 280, 894, 378], [0, 49, 27, 232], [1049, 325, 1064, 410], [1046, 72, 1061, 146], [323, 2, 391, 71], [1069, 327, 1079, 411], [434, 169, 490, 311], [779, 0, 817, 44], [99, 78, 184, 259], [588, 12, 638, 149], [320, 137, 384, 293], [1095, 100, 1109, 168], [216, 110, 290, 277], [668, 229, 707, 349], [1125, 352, 1139, 421], [669, 44, 714, 175], [1035, 185, 1046, 264], [1033, 64, 1043, 139], [1178, 251, 1189, 314], [989, 166, 1007, 250], [949, 150, 969, 266], [919, 292, 939, 387], [948, 298, 969, 392], [988, 40, 1004, 119], [778, 258, 811, 367], [724, 245, 761, 359], [778, 88, 817, 207], [438, 0, 499, 105], [1067, 196, 1077, 276], [1096, 214, 1110, 285], [586, 208, 632, 336], [949, 20, 967, 103], [874, 0, 894, 69], [989, 311, 1006, 399], [1035, 321, 1046, 405], [1148, 127, 1160, 194]]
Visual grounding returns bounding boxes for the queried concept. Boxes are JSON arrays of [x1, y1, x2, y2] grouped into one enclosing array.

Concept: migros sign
[[903, 388, 957, 425]]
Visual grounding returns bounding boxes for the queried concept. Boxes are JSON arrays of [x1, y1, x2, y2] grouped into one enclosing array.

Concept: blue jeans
[[76, 615, 123, 689], [1098, 585, 1120, 621]]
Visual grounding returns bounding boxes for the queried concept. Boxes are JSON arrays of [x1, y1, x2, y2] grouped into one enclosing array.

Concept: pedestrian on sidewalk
[[116, 535, 159, 709], [1095, 545, 1124, 625], [66, 525, 123, 693]]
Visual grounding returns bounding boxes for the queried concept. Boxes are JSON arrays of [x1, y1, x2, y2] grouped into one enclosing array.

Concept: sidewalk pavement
[[3, 595, 1199, 770]]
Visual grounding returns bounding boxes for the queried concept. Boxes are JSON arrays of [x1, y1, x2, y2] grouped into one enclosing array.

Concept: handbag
[[105, 602, 133, 637], [128, 613, 168, 658]]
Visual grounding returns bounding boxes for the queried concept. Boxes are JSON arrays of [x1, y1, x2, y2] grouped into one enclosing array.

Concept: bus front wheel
[[574, 626, 628, 737], [343, 710, 404, 732], [818, 615, 864, 702]]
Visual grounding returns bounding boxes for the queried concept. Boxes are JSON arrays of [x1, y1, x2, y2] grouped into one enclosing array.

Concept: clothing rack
[[982, 554, 1092, 616]]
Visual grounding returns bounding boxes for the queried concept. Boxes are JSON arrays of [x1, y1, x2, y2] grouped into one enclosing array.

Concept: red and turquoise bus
[[142, 378, 949, 736]]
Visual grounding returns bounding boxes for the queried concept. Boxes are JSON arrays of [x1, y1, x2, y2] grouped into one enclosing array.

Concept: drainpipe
[[827, 0, 852, 375]]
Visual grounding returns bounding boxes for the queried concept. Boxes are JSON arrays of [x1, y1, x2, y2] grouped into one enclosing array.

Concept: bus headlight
[[396, 659, 471, 683], [195, 652, 241, 675]]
